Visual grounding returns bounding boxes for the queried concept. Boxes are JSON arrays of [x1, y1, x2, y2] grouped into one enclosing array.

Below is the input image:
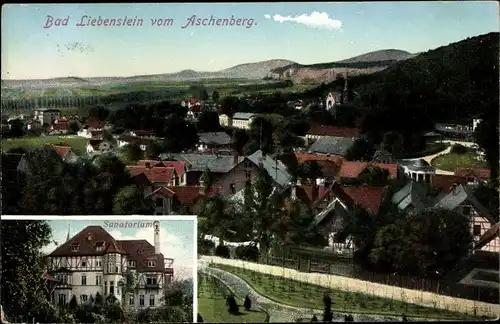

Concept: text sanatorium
[[43, 15, 256, 28]]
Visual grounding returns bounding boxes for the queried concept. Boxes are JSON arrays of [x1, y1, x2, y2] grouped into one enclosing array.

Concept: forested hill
[[320, 32, 499, 126]]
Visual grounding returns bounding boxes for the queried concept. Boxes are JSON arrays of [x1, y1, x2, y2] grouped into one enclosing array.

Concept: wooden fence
[[258, 253, 499, 304]]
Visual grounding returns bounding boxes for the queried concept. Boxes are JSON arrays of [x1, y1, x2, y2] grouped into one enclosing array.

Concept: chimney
[[291, 180, 298, 200], [199, 179, 207, 196], [317, 178, 327, 200], [153, 221, 160, 255]]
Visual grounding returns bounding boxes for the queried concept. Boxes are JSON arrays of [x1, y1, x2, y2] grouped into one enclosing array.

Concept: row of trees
[[1, 220, 193, 323], [2, 147, 153, 215]]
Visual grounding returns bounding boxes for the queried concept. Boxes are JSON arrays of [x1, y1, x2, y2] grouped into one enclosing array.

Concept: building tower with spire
[[341, 70, 349, 104], [153, 221, 161, 255], [66, 221, 71, 242]]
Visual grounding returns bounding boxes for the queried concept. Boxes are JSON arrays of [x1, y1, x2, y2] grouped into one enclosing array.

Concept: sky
[[40, 217, 196, 280], [1, 2, 499, 79]]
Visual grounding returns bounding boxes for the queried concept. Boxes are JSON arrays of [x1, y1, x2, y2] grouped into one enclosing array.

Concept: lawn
[[198, 273, 268, 323], [1, 136, 88, 155], [211, 264, 483, 321], [431, 148, 488, 172]]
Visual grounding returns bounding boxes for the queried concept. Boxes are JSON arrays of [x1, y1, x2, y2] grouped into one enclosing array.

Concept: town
[[1, 4, 499, 323]]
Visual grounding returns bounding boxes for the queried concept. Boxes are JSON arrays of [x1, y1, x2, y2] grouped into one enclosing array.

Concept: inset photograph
[[1, 216, 196, 323]]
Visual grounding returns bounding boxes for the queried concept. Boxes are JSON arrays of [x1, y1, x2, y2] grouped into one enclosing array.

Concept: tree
[[381, 131, 405, 157], [1, 221, 53, 322], [196, 111, 222, 132], [120, 143, 143, 164], [473, 119, 499, 186], [88, 106, 110, 120], [243, 295, 252, 311], [357, 166, 390, 187], [6, 119, 25, 138], [144, 140, 163, 160], [69, 295, 78, 310], [226, 294, 239, 314], [68, 121, 80, 134], [473, 184, 499, 222], [344, 138, 376, 161], [112, 185, 154, 215], [370, 209, 473, 276], [212, 90, 220, 103]]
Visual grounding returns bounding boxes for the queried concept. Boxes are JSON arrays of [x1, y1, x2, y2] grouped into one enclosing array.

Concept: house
[[219, 112, 259, 130], [430, 174, 468, 192], [398, 159, 435, 183], [26, 119, 42, 131], [454, 168, 491, 185], [34, 108, 61, 125], [197, 132, 233, 152], [434, 184, 497, 249], [146, 182, 220, 215], [126, 163, 180, 187], [247, 150, 293, 189], [313, 182, 388, 250], [50, 145, 79, 163], [47, 223, 174, 310], [77, 119, 106, 138], [391, 182, 432, 214], [181, 99, 204, 118], [307, 136, 356, 157], [117, 135, 151, 151], [435, 123, 474, 140], [338, 161, 399, 180], [160, 152, 248, 195], [371, 150, 394, 164], [49, 122, 69, 135], [305, 124, 360, 142], [86, 139, 113, 154], [472, 119, 483, 132], [325, 92, 338, 111]]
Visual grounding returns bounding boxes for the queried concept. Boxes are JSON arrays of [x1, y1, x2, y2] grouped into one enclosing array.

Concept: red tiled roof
[[117, 239, 167, 272], [166, 186, 219, 205], [455, 168, 491, 180], [85, 118, 106, 130], [315, 160, 341, 177], [431, 174, 467, 191], [162, 161, 187, 176], [127, 166, 177, 184], [307, 124, 360, 138], [295, 153, 343, 165], [105, 240, 127, 254], [51, 145, 72, 158], [50, 226, 118, 257], [51, 122, 68, 131], [341, 185, 387, 214], [339, 161, 398, 179], [147, 187, 176, 198]]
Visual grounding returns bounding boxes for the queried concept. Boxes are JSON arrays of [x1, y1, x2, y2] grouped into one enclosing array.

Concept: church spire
[[66, 221, 71, 242]]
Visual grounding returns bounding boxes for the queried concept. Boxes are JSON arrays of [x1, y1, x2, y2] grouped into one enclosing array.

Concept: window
[[128, 260, 136, 268], [81, 275, 87, 286], [155, 198, 163, 207], [81, 259, 86, 267], [58, 294, 66, 307], [139, 295, 145, 306], [149, 294, 155, 307], [70, 243, 79, 252], [146, 277, 157, 285], [462, 206, 471, 216], [148, 261, 156, 267], [80, 295, 88, 303], [57, 274, 68, 285], [229, 183, 236, 194], [104, 281, 108, 295], [129, 295, 134, 306], [96, 275, 102, 286], [96, 259, 102, 267], [96, 242, 104, 252], [473, 225, 482, 236], [110, 281, 114, 295]]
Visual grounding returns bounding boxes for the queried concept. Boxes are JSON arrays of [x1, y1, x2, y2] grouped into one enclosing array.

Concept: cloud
[[42, 224, 195, 280], [264, 11, 342, 30]]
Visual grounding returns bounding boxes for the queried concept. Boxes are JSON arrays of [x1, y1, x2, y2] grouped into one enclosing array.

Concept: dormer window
[[95, 241, 104, 252], [70, 242, 80, 252], [138, 249, 144, 255], [128, 260, 136, 268], [87, 233, 92, 241], [147, 261, 156, 267]]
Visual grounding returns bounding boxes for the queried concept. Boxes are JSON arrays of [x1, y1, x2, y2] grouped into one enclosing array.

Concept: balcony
[[164, 258, 174, 274]]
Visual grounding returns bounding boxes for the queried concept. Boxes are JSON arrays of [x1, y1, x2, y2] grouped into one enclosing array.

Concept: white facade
[[77, 129, 93, 138], [118, 140, 147, 151], [472, 119, 482, 132], [219, 114, 231, 127], [325, 92, 336, 111], [34, 109, 61, 125]]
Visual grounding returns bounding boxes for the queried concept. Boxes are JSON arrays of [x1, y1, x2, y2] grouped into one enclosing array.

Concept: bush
[[235, 245, 260, 261], [323, 293, 332, 309], [311, 315, 318, 322], [402, 314, 408, 322], [344, 314, 354, 322], [226, 294, 239, 314], [450, 144, 468, 154], [215, 245, 231, 258], [243, 295, 252, 311], [198, 239, 216, 255], [197, 313, 204, 322], [322, 308, 333, 322]]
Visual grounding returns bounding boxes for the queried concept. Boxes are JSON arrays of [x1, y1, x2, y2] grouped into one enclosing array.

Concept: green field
[[1, 136, 88, 155], [211, 264, 483, 321], [431, 148, 488, 172], [198, 273, 268, 323]]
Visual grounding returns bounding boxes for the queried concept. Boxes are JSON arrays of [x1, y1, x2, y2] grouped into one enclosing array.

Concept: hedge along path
[[201, 256, 500, 318]]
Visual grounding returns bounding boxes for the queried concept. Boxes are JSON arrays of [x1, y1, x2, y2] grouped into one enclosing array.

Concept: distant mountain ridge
[[1, 50, 414, 89]]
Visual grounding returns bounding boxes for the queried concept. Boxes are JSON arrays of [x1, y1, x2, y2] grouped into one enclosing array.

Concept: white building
[[398, 159, 436, 183], [34, 108, 61, 125], [219, 112, 258, 130], [47, 222, 174, 310], [472, 118, 483, 132]]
